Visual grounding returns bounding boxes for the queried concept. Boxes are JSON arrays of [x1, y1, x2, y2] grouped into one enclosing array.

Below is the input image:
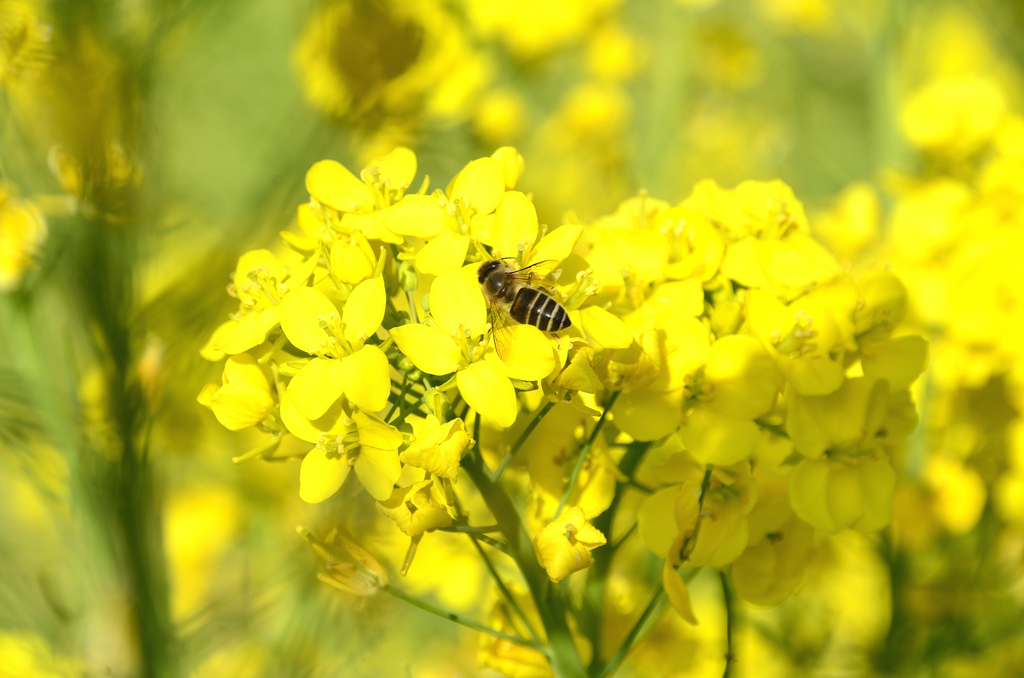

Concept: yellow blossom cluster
[[199, 145, 927, 677]]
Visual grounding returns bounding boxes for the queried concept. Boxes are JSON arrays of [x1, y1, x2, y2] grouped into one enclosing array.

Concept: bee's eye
[[478, 261, 498, 283]]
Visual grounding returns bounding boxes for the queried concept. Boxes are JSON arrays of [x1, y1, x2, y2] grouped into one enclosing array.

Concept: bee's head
[[477, 260, 502, 283]]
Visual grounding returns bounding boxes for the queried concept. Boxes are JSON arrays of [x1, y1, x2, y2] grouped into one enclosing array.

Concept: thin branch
[[555, 390, 620, 517], [492, 400, 555, 482], [382, 584, 540, 650], [475, 533, 513, 557], [721, 571, 735, 678], [439, 523, 502, 535]]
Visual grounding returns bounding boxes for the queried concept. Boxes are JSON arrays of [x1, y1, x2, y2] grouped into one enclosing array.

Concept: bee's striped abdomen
[[510, 288, 571, 333]]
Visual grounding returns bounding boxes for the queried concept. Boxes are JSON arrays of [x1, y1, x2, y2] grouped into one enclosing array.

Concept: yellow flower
[[299, 410, 402, 503], [301, 527, 389, 597], [901, 76, 1006, 156], [730, 495, 814, 607], [813, 183, 880, 262], [280, 278, 389, 418], [390, 266, 556, 428], [197, 355, 276, 432], [400, 414, 473, 481], [383, 152, 509, 275], [293, 0, 481, 121], [330, 230, 378, 285], [924, 457, 986, 535], [533, 507, 607, 583], [789, 454, 896, 533], [677, 334, 779, 466], [464, 0, 616, 59], [638, 462, 757, 570], [202, 249, 318, 359], [305, 146, 417, 244], [377, 479, 453, 536], [0, 1, 52, 85], [746, 275, 859, 396], [0, 184, 47, 291], [474, 88, 527, 144]]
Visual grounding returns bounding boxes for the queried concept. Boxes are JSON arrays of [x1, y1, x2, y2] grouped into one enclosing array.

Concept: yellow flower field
[[3, 1, 1024, 676]]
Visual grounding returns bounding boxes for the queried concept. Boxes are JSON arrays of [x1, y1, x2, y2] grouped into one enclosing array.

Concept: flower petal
[[342, 345, 390, 413], [370, 146, 416, 190], [491, 146, 525, 189], [457, 361, 517, 428], [343, 276, 385, 345], [492, 325, 557, 381], [234, 250, 285, 303], [679, 406, 760, 466], [705, 335, 778, 419], [300, 445, 351, 504], [281, 286, 339, 354], [355, 447, 402, 501], [431, 266, 488, 337], [382, 195, 453, 238], [490, 191, 538, 257], [280, 389, 351, 443], [288, 357, 345, 420], [579, 306, 633, 349], [415, 230, 471, 276], [390, 324, 463, 375], [450, 157, 505, 216], [663, 561, 699, 625], [306, 160, 373, 213], [529, 224, 583, 267], [354, 410, 403, 451]]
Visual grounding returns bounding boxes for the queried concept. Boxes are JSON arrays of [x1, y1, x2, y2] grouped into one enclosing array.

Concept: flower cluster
[[199, 147, 926, 676]]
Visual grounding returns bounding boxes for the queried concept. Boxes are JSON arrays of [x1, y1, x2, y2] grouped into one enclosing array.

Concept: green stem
[[231, 434, 281, 464], [462, 414, 587, 678], [475, 533, 513, 557], [597, 568, 701, 678], [407, 290, 420, 324], [386, 374, 410, 423], [556, 391, 620, 517], [597, 587, 665, 678], [468, 536, 542, 643], [582, 441, 652, 674], [440, 524, 502, 534], [382, 584, 539, 650], [721, 571, 735, 678], [492, 400, 555, 482]]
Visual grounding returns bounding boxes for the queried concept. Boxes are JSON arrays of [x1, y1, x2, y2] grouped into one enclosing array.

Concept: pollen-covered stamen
[[317, 433, 341, 458], [683, 366, 714, 402], [564, 269, 600, 309], [451, 325, 475, 363], [449, 196, 472, 235], [316, 313, 352, 356], [772, 310, 818, 357], [247, 266, 283, 305]]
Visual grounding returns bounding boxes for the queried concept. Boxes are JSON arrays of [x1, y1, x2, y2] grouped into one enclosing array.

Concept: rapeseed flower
[[0, 184, 47, 290], [198, 148, 928, 676]]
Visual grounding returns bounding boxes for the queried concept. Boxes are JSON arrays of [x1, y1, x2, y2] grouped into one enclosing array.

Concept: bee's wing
[[508, 259, 562, 285], [489, 302, 516, 364]]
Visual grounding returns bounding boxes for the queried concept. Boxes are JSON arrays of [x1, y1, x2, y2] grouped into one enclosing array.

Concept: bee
[[478, 258, 571, 362]]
